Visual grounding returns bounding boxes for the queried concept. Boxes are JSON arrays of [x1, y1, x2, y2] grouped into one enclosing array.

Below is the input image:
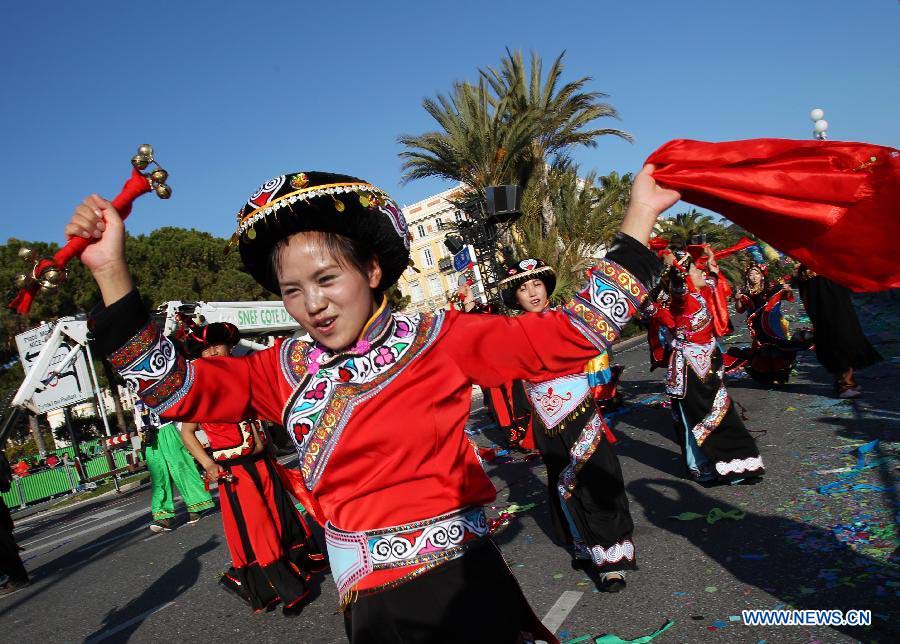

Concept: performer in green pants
[[144, 417, 215, 532]]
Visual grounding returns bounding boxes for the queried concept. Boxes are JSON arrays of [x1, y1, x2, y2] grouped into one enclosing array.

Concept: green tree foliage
[[385, 284, 411, 312], [481, 50, 631, 233], [514, 167, 632, 303], [656, 209, 728, 247], [398, 50, 628, 225], [399, 50, 631, 307], [0, 228, 277, 453], [398, 78, 536, 196]]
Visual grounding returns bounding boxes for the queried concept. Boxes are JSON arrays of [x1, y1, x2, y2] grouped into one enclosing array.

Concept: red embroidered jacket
[[646, 279, 721, 399], [94, 234, 658, 592], [202, 420, 267, 463]]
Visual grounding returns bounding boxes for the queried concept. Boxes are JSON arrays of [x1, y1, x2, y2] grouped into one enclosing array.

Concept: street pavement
[[0, 294, 897, 643]]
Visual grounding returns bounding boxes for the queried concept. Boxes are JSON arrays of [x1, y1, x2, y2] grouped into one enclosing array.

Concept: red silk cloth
[[710, 237, 756, 261], [647, 139, 900, 292], [9, 169, 151, 314]]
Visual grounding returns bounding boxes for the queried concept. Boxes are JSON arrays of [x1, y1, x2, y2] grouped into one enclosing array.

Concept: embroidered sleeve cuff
[[106, 311, 192, 414], [563, 256, 651, 349], [89, 289, 151, 357], [604, 232, 663, 290]]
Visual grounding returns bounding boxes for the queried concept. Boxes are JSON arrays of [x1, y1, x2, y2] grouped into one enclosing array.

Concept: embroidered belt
[[526, 373, 593, 430], [215, 450, 267, 466], [676, 328, 713, 344], [325, 506, 488, 602]]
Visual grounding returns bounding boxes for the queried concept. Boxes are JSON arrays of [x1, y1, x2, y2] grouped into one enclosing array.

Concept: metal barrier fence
[[1, 448, 138, 508]]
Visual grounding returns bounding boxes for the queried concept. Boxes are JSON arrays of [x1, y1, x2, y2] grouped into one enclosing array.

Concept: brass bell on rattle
[[18, 246, 36, 263], [132, 154, 151, 170], [155, 184, 172, 199], [41, 267, 63, 286], [14, 273, 32, 289]]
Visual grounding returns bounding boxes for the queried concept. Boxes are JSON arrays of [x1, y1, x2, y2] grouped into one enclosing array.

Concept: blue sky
[[2, 1, 898, 243]]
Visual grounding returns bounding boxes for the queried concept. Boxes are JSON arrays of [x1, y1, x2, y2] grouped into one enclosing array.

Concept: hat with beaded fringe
[[232, 171, 411, 294], [498, 258, 557, 310]]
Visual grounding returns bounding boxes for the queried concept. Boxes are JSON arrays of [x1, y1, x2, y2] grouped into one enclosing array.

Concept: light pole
[[447, 185, 521, 312], [810, 108, 829, 140]]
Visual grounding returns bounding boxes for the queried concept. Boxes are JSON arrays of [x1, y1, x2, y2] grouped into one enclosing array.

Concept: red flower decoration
[[292, 422, 311, 441], [304, 381, 327, 400]]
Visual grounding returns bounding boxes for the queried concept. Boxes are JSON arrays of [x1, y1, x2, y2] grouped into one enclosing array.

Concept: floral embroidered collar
[[306, 297, 393, 375], [282, 306, 444, 489]]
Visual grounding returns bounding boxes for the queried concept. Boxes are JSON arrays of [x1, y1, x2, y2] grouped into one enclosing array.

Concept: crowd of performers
[[58, 144, 886, 641]]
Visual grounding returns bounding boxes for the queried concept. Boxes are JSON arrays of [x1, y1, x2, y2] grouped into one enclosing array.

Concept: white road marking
[[541, 590, 583, 634], [83, 600, 176, 644], [76, 527, 147, 553], [20, 507, 149, 552], [19, 507, 130, 547]]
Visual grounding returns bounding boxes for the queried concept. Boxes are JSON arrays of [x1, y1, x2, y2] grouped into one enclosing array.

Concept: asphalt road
[[1, 295, 897, 643]]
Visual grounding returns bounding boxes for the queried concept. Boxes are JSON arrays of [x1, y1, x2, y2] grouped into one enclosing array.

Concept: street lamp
[[810, 108, 828, 140]]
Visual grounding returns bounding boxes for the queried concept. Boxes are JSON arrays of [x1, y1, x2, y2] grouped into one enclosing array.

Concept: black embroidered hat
[[233, 171, 411, 294], [179, 321, 241, 359], [499, 258, 557, 310]]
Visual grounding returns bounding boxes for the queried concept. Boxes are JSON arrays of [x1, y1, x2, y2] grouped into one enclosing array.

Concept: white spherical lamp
[[813, 119, 829, 133], [810, 108, 825, 122]]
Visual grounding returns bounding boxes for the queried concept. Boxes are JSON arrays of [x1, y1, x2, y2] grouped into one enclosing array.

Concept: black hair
[[269, 230, 383, 294]]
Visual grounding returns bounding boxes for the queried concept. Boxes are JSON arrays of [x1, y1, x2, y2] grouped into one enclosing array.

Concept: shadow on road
[[627, 477, 899, 641], [82, 536, 219, 643]]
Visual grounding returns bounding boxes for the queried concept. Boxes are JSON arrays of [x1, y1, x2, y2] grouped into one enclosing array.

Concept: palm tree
[[657, 209, 727, 247], [399, 50, 630, 232], [398, 79, 536, 196], [513, 166, 628, 303], [481, 50, 632, 234]]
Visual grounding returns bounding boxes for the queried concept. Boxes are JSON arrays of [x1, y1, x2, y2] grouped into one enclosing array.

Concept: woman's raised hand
[[620, 164, 681, 246], [65, 194, 133, 304]]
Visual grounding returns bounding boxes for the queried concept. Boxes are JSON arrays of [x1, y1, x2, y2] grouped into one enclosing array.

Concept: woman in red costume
[[498, 258, 635, 592], [177, 322, 326, 616], [728, 263, 810, 385], [66, 164, 677, 643], [646, 249, 765, 484]]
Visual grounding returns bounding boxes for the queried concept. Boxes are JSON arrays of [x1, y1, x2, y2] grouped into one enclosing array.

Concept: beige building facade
[[400, 186, 483, 313]]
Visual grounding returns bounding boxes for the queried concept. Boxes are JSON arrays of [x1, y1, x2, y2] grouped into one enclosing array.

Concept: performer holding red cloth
[[177, 322, 325, 616], [645, 250, 765, 484], [647, 138, 900, 292], [67, 164, 677, 642]]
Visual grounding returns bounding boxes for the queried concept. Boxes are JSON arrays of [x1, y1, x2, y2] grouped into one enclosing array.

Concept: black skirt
[[343, 539, 555, 644], [799, 275, 882, 375], [672, 349, 765, 483], [533, 409, 636, 573]]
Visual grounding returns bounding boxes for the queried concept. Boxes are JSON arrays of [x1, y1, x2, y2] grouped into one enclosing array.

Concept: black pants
[[533, 411, 636, 572], [344, 540, 553, 643], [0, 499, 28, 583]]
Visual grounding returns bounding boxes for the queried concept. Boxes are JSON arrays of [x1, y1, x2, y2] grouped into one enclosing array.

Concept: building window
[[455, 210, 464, 224], [436, 218, 443, 230], [416, 224, 425, 239], [428, 275, 442, 299], [409, 281, 424, 302], [423, 248, 434, 268]]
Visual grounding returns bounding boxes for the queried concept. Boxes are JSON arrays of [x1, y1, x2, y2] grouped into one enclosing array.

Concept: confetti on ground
[[669, 508, 745, 524]]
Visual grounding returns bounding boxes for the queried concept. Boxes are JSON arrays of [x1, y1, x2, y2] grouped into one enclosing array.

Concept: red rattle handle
[[9, 146, 170, 315]]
